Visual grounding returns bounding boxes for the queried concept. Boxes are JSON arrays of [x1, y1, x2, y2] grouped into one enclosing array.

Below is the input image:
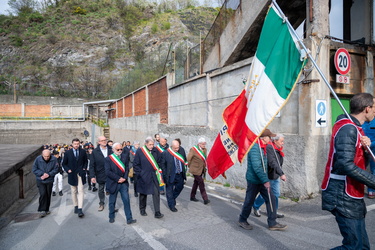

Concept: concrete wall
[[0, 95, 88, 105], [0, 120, 95, 144]]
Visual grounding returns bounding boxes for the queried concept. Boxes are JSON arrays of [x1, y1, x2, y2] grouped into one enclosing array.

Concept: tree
[[8, 0, 39, 15]]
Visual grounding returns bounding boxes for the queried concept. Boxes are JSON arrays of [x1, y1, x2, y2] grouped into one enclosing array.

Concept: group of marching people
[[32, 134, 210, 224]]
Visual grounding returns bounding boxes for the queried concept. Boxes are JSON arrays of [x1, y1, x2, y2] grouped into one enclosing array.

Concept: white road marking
[[132, 225, 168, 250]]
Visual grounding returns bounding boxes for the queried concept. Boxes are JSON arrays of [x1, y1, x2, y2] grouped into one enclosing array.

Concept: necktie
[[75, 149, 79, 159], [175, 158, 181, 174]]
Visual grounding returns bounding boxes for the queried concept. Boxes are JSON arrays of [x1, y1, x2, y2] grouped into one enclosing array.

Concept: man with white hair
[[105, 142, 136, 224], [32, 149, 59, 217], [133, 137, 164, 218], [188, 137, 210, 204]]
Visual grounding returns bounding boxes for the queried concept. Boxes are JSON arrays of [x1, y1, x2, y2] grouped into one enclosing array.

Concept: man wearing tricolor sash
[[160, 140, 187, 212], [104, 143, 136, 225], [322, 93, 375, 249], [133, 137, 164, 219], [155, 137, 169, 195], [188, 137, 210, 205]]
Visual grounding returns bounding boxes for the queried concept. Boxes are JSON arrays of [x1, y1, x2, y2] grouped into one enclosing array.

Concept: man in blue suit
[[105, 142, 136, 225], [160, 140, 187, 212], [62, 138, 87, 218]]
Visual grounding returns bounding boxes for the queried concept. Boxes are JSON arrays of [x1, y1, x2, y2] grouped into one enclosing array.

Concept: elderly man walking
[[105, 142, 136, 225], [90, 135, 112, 211], [133, 137, 164, 219], [32, 149, 59, 217], [160, 140, 187, 212], [188, 137, 210, 204]]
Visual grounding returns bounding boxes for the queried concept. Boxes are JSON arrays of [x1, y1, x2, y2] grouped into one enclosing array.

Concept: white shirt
[[100, 146, 108, 158]]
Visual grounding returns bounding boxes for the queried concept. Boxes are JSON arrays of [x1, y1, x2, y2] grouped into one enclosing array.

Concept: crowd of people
[[31, 92, 375, 249], [32, 134, 211, 225]]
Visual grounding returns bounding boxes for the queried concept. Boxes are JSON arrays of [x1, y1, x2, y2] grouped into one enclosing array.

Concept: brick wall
[[25, 105, 50, 117], [148, 77, 168, 123], [108, 76, 168, 123], [125, 96, 132, 117], [0, 104, 22, 117], [134, 88, 146, 116]]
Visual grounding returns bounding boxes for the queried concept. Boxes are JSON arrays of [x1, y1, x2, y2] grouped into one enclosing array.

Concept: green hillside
[[0, 0, 218, 99]]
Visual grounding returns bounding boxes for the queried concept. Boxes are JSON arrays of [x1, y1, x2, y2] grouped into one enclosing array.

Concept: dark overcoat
[[105, 153, 130, 194], [160, 149, 187, 184], [62, 147, 88, 186], [133, 147, 161, 195], [89, 146, 113, 184]]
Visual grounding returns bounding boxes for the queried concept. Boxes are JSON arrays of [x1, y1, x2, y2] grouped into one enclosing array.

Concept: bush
[[151, 23, 158, 33], [10, 35, 23, 46], [162, 21, 170, 30], [28, 12, 44, 23], [73, 6, 87, 15]]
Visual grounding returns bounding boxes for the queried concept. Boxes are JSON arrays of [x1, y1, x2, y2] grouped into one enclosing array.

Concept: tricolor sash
[[130, 150, 136, 156], [109, 153, 125, 173], [156, 144, 165, 153], [193, 145, 206, 162], [141, 146, 165, 186], [167, 148, 188, 166]]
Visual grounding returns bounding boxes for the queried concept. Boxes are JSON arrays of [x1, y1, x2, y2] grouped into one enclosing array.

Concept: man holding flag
[[207, 3, 305, 180], [238, 129, 286, 231], [105, 142, 136, 225], [160, 140, 187, 212], [133, 137, 164, 219]]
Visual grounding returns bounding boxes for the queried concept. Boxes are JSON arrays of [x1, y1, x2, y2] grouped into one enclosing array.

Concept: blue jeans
[[253, 178, 280, 211], [331, 209, 370, 250], [239, 180, 277, 227], [368, 160, 375, 193], [109, 183, 133, 222]]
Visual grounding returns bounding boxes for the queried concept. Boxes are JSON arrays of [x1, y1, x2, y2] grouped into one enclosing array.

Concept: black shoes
[[134, 192, 138, 197], [269, 223, 287, 231], [39, 211, 47, 218], [204, 199, 210, 205], [52, 192, 56, 196], [59, 191, 63, 196], [160, 191, 165, 195], [78, 209, 84, 218], [238, 221, 253, 230], [88, 186, 92, 191], [155, 212, 164, 219], [253, 209, 261, 217], [190, 197, 199, 202], [127, 219, 137, 225], [74, 206, 78, 214], [170, 207, 178, 212], [92, 187, 98, 192], [109, 218, 115, 223], [140, 210, 147, 216]]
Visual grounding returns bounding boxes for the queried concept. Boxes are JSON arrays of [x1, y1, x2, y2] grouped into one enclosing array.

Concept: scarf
[[271, 141, 284, 157]]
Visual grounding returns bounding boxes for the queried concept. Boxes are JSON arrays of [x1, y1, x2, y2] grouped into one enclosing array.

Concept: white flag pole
[[271, 0, 375, 160]]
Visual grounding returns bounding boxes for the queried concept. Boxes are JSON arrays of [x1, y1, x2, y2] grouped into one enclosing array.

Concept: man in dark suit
[[62, 138, 87, 218], [90, 135, 112, 212], [133, 137, 164, 219], [160, 140, 186, 212], [105, 142, 136, 224]]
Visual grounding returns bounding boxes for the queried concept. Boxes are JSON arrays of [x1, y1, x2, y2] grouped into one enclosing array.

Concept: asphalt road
[[1, 177, 375, 250]]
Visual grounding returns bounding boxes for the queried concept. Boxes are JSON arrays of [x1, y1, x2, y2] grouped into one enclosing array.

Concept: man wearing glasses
[[105, 142, 135, 224], [90, 136, 113, 212]]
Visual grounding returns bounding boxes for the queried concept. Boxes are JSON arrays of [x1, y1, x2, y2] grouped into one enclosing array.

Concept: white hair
[[272, 134, 284, 141], [112, 142, 122, 149], [198, 137, 206, 143], [145, 137, 154, 144]]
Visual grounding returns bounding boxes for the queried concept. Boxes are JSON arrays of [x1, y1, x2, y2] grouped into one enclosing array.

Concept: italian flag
[[207, 4, 306, 179]]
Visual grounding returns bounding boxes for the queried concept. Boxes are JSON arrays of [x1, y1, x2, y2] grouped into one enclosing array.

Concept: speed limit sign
[[334, 48, 351, 75]]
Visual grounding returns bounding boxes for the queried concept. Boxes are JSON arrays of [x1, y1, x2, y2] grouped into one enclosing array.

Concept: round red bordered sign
[[334, 48, 351, 75]]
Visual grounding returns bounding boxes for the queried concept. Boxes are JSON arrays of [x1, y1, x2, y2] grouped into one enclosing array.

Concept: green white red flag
[[207, 4, 306, 179]]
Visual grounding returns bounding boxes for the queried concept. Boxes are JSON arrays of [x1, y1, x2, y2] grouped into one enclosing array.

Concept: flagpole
[[271, 0, 375, 160]]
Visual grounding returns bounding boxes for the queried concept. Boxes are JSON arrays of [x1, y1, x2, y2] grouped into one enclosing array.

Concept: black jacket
[[62, 148, 87, 186], [160, 148, 187, 184], [105, 153, 130, 194], [90, 146, 113, 184], [322, 114, 375, 219], [266, 144, 284, 180]]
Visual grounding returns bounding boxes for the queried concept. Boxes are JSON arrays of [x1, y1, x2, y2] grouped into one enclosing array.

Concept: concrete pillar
[[300, 0, 331, 195], [132, 93, 135, 116], [364, 51, 374, 94], [122, 97, 125, 117], [145, 85, 149, 115], [206, 73, 213, 128], [21, 103, 25, 117]]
